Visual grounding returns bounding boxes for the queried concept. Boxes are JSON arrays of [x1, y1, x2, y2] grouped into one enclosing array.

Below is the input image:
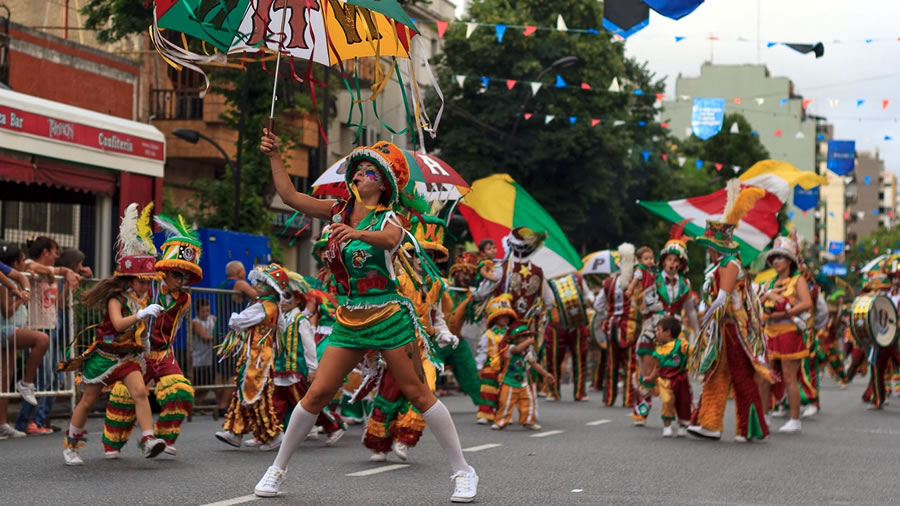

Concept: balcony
[[150, 88, 204, 121]]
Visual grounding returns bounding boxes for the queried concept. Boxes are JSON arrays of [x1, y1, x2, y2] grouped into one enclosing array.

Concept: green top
[[339, 209, 401, 303], [653, 337, 690, 373], [502, 347, 535, 388], [275, 311, 311, 377]]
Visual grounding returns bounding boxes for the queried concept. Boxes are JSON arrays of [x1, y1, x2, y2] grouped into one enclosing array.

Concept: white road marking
[[201, 495, 259, 506], [530, 430, 565, 438], [586, 419, 612, 426], [463, 443, 503, 452], [571, 489, 584, 493], [345, 464, 411, 476]]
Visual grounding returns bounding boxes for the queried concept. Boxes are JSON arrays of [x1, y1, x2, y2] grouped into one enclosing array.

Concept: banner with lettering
[[826, 140, 856, 176], [691, 97, 726, 140]]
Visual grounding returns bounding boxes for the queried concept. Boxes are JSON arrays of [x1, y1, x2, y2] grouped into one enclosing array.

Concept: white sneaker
[[0, 423, 25, 439], [662, 426, 674, 438], [734, 435, 747, 443], [163, 445, 176, 456], [259, 433, 283, 452], [104, 450, 121, 459], [686, 425, 722, 440], [15, 380, 38, 406], [392, 441, 409, 461], [490, 423, 501, 430], [801, 405, 819, 418], [779, 419, 802, 434], [215, 430, 242, 448], [244, 438, 260, 448], [64, 448, 83, 466], [369, 451, 387, 462], [140, 437, 167, 458], [325, 428, 345, 447], [305, 427, 319, 440], [476, 418, 489, 425], [525, 423, 542, 431], [676, 426, 688, 438], [771, 405, 788, 418], [254, 465, 287, 497], [450, 467, 479, 503]]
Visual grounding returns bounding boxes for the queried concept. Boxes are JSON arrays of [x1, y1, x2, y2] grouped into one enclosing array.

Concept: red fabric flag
[[436, 20, 449, 38], [775, 129, 783, 137], [802, 98, 813, 110], [732, 97, 742, 104], [656, 92, 665, 102], [524, 113, 533, 120], [506, 80, 517, 90], [660, 122, 669, 128], [581, 82, 592, 90], [661, 153, 668, 161], [591, 119, 600, 127], [523, 25, 537, 36], [883, 99, 891, 110], [714, 163, 723, 171]]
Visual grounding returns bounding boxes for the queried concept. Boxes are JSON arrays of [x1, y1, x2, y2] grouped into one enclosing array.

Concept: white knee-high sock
[[273, 404, 318, 470], [422, 400, 472, 474]]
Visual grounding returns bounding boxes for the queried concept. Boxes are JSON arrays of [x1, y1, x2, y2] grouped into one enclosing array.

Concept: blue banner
[[691, 98, 726, 140], [828, 241, 844, 256], [793, 186, 820, 211], [826, 140, 856, 176], [822, 262, 847, 276], [643, 0, 705, 20]]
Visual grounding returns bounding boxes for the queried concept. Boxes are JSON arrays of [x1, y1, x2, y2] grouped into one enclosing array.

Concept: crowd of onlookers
[[0, 238, 258, 440]]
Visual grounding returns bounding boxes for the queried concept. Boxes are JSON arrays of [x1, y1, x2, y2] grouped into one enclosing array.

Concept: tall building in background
[[846, 151, 884, 245], [661, 64, 817, 241], [879, 171, 896, 229], [815, 121, 847, 259]]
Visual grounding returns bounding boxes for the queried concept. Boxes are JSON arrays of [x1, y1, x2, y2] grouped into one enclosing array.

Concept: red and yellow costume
[[544, 274, 592, 401], [475, 296, 517, 422]]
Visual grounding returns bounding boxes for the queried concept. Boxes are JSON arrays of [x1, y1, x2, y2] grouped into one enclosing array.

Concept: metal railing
[[150, 88, 204, 120]]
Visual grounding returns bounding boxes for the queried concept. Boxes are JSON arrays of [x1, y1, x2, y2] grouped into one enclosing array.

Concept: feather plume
[[617, 242, 635, 289], [669, 219, 692, 242], [154, 213, 198, 241], [724, 185, 766, 226], [137, 203, 157, 256], [116, 203, 156, 261], [721, 179, 742, 223]]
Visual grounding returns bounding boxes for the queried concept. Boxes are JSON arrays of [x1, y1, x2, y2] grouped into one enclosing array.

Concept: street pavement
[[2, 376, 899, 505]]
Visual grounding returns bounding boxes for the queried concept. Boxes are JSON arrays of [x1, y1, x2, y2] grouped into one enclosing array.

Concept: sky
[[455, 0, 900, 172]]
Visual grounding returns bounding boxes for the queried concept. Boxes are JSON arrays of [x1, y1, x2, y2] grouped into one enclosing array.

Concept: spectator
[[192, 298, 219, 409], [0, 243, 50, 439], [220, 260, 259, 306], [56, 248, 94, 278], [15, 236, 80, 435]]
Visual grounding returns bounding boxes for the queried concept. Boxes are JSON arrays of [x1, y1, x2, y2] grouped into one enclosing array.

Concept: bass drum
[[549, 274, 588, 329], [850, 294, 898, 349]]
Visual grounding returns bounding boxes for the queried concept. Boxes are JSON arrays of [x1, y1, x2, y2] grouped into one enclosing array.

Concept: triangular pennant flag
[[780, 98, 788, 106], [656, 93, 665, 102], [755, 97, 765, 105], [660, 122, 670, 128], [608, 78, 620, 92], [603, 0, 649, 38], [523, 25, 537, 36], [677, 156, 687, 167], [714, 163, 723, 171], [524, 113, 533, 120], [732, 165, 741, 174], [591, 119, 600, 127], [802, 98, 813, 110], [857, 99, 865, 108], [634, 89, 644, 96], [641, 150, 650, 162], [695, 159, 704, 169], [685, 126, 693, 136], [883, 99, 891, 110], [495, 24, 507, 42], [784, 42, 825, 58], [680, 95, 691, 101], [828, 99, 839, 108], [570, 116, 577, 125], [555, 74, 567, 88], [613, 120, 626, 127], [775, 129, 783, 137], [766, 41, 778, 48], [466, 23, 477, 39], [733, 97, 742, 105], [581, 82, 592, 90], [530, 82, 542, 95], [557, 14, 568, 31], [455, 75, 465, 88], [730, 122, 740, 134], [661, 153, 668, 161], [795, 131, 805, 139], [886, 135, 893, 141], [674, 36, 685, 42], [506, 80, 517, 90], [545, 115, 555, 124], [480, 76, 489, 89], [435, 20, 449, 38]]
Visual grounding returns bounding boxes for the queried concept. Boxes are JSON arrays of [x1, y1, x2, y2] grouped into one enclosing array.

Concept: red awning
[[0, 154, 116, 194]]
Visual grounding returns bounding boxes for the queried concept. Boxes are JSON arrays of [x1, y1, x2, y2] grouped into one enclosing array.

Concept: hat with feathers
[[659, 220, 692, 272], [696, 179, 766, 255], [114, 202, 159, 279], [154, 214, 203, 284]]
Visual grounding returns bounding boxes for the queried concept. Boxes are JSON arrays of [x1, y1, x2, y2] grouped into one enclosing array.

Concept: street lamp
[[172, 128, 241, 231], [501, 56, 578, 171]]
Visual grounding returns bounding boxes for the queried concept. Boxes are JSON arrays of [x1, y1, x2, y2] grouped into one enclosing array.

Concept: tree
[[429, 0, 718, 255], [81, 1, 314, 237], [677, 113, 770, 176]]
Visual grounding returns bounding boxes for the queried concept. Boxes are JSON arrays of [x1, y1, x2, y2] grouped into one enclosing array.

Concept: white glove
[[436, 330, 459, 349], [700, 290, 729, 328], [136, 304, 164, 320]]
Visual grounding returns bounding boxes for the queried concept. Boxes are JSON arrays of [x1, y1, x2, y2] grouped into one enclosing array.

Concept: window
[[1, 201, 79, 248]]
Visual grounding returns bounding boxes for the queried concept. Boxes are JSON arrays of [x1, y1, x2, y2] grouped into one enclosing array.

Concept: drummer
[[758, 236, 813, 434], [864, 258, 900, 410]]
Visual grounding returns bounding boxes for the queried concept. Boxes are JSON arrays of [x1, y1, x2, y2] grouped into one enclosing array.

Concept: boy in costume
[[492, 321, 555, 430], [102, 214, 201, 457], [475, 295, 517, 424], [646, 317, 692, 437], [544, 273, 593, 401]]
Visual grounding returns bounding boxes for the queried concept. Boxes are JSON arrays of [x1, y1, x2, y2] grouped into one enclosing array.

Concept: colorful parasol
[[312, 150, 470, 202], [457, 174, 583, 278], [580, 250, 620, 275]]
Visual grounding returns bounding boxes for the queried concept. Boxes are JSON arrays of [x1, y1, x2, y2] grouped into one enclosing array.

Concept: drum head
[[869, 295, 898, 348]]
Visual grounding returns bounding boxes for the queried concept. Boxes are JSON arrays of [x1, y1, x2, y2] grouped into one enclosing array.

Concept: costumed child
[[271, 271, 345, 447], [645, 316, 692, 437], [215, 264, 289, 451], [491, 321, 555, 430], [476, 239, 499, 284], [475, 295, 518, 424], [102, 213, 201, 458], [59, 203, 166, 465]]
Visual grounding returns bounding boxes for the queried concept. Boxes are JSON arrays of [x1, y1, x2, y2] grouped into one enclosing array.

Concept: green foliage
[[80, 0, 154, 44], [677, 114, 770, 176], [429, 0, 725, 257]]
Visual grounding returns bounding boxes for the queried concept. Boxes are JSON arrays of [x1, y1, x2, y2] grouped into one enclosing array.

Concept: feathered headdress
[[659, 220, 692, 271], [154, 214, 203, 284], [617, 242, 635, 289], [697, 179, 766, 255], [114, 203, 158, 278]]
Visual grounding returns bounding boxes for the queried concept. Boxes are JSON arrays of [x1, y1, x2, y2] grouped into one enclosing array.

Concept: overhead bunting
[[643, 0, 705, 20], [826, 140, 856, 175], [603, 0, 650, 39], [784, 42, 825, 58], [793, 186, 820, 211]]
